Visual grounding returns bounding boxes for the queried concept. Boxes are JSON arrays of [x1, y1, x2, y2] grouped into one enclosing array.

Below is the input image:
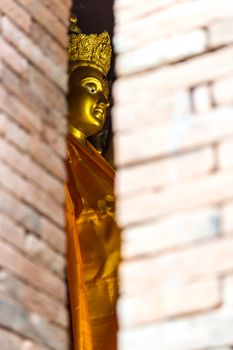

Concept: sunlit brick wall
[[114, 1, 233, 350], [0, 1, 71, 349]]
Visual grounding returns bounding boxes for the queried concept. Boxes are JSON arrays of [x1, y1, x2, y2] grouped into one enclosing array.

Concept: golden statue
[[65, 16, 120, 350]]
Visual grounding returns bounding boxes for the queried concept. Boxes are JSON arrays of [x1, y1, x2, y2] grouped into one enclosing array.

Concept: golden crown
[[68, 16, 112, 76]]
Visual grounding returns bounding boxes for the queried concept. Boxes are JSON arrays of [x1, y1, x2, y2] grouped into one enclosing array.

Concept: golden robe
[[65, 133, 120, 350]]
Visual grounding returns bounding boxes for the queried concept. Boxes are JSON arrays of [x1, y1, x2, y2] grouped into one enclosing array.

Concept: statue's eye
[[87, 86, 97, 94]]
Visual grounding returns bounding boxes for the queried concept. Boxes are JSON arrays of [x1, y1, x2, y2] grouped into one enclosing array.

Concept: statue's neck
[[69, 125, 87, 145]]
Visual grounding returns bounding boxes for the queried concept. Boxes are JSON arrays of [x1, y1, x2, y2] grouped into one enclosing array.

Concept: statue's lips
[[94, 107, 104, 119]]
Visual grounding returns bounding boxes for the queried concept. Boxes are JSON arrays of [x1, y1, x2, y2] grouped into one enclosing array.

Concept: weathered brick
[[1, 17, 67, 91], [122, 207, 220, 259], [0, 240, 66, 302], [30, 21, 67, 65], [24, 234, 65, 277], [0, 113, 7, 135], [118, 279, 220, 327], [17, 0, 67, 47], [117, 170, 233, 227], [0, 213, 25, 250], [113, 89, 191, 133], [0, 189, 42, 234], [28, 66, 67, 116], [0, 37, 29, 78], [192, 84, 212, 113], [0, 138, 64, 204], [116, 147, 215, 196], [209, 17, 233, 48], [42, 0, 70, 24], [0, 328, 24, 350], [213, 76, 233, 106], [1, 63, 47, 118], [30, 134, 66, 182], [0, 0, 68, 346], [0, 162, 64, 227], [42, 125, 66, 158], [41, 218, 66, 255], [120, 237, 233, 295], [114, 45, 233, 105], [0, 271, 68, 328], [4, 120, 30, 152], [116, 30, 207, 75], [115, 0, 233, 54], [0, 84, 42, 133], [221, 201, 233, 235], [218, 139, 233, 170], [0, 0, 31, 33], [118, 310, 233, 350], [115, 0, 175, 23], [0, 298, 68, 350], [21, 341, 50, 350], [115, 107, 233, 166]]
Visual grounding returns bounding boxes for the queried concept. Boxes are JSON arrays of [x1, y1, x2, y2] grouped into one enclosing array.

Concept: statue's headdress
[[68, 16, 112, 76]]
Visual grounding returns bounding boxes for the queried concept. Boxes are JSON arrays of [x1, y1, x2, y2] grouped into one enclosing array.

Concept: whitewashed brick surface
[[114, 0, 233, 349]]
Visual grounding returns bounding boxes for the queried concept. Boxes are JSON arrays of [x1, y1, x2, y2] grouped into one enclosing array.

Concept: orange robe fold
[[65, 134, 120, 350]]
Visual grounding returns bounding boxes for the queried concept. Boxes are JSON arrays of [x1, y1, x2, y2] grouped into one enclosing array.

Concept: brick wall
[[114, 1, 233, 350], [0, 1, 71, 349]]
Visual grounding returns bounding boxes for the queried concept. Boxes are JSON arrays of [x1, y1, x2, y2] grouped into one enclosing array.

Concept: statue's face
[[68, 66, 109, 137]]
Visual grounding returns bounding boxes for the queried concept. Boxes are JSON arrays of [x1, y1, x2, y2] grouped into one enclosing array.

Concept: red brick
[[30, 21, 67, 65], [41, 218, 66, 255], [0, 138, 64, 204], [0, 213, 25, 250], [4, 120, 30, 152], [0, 240, 66, 302], [0, 84, 42, 133], [22, 341, 51, 350], [0, 189, 42, 234], [0, 161, 64, 227], [0, 297, 68, 350], [29, 66, 67, 116], [42, 125, 66, 158], [0, 328, 25, 350], [0, 0, 31, 33], [0, 271, 68, 328], [17, 0, 67, 47], [42, 0, 70, 25], [1, 17, 67, 91], [24, 235, 65, 277], [0, 37, 29, 78], [1, 63, 46, 118], [29, 135, 66, 182], [0, 113, 7, 135]]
